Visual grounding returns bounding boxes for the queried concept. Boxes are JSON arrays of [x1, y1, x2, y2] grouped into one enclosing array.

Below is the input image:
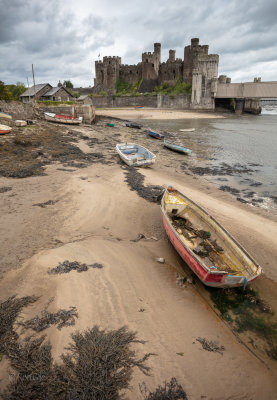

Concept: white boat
[[0, 124, 12, 134], [44, 112, 82, 125], [116, 143, 156, 167], [179, 128, 195, 132]]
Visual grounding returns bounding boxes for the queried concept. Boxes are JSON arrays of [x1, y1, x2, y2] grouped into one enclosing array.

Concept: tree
[[63, 80, 73, 88], [6, 82, 26, 100], [0, 81, 12, 101]]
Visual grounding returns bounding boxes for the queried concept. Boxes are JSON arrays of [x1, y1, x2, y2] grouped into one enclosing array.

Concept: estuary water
[[140, 108, 277, 214]]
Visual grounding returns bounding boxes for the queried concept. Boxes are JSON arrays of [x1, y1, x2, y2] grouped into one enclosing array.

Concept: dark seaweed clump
[[208, 287, 277, 360], [189, 162, 258, 176], [0, 296, 159, 399], [48, 260, 103, 274], [140, 377, 188, 400], [2, 325, 154, 400], [0, 186, 12, 193], [19, 306, 78, 332], [123, 166, 164, 203]]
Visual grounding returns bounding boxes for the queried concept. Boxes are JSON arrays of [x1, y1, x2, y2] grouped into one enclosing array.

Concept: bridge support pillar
[[235, 98, 244, 114], [244, 98, 261, 115]]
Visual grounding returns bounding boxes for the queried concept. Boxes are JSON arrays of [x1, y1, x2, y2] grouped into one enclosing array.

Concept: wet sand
[[0, 113, 277, 399]]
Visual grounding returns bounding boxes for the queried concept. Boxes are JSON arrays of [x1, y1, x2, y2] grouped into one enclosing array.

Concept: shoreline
[[1, 114, 277, 398]]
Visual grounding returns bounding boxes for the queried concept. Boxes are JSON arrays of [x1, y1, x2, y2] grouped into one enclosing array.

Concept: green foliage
[[209, 286, 277, 360], [153, 75, 192, 95], [71, 91, 80, 98], [0, 81, 12, 101], [131, 78, 143, 94], [6, 82, 26, 101], [63, 80, 73, 88], [115, 78, 129, 94]]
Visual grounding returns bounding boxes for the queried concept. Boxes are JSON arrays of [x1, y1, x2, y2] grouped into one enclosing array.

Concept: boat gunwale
[[161, 187, 262, 278]]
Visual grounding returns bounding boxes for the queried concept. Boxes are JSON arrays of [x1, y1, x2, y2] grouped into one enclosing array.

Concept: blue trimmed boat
[[164, 139, 192, 155], [145, 129, 165, 140]]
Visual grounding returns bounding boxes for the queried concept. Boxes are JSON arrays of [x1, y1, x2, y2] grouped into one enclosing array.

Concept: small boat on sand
[[164, 139, 192, 155], [116, 143, 156, 167], [161, 186, 262, 288], [44, 112, 82, 125], [0, 112, 12, 120], [145, 129, 165, 140], [126, 121, 141, 129], [0, 124, 12, 134], [179, 128, 195, 132]]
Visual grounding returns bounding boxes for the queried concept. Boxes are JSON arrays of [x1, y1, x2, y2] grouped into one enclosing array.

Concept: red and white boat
[[0, 124, 12, 134], [161, 186, 262, 288], [44, 112, 82, 125]]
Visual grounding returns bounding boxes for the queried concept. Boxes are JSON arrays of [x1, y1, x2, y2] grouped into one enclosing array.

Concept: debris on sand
[[48, 260, 103, 274], [0, 186, 12, 193], [140, 377, 188, 400], [123, 167, 164, 203], [196, 337, 225, 355], [33, 199, 58, 208], [19, 306, 78, 332]]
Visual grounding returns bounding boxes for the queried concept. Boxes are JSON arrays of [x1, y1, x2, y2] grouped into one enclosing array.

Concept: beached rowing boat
[[145, 129, 165, 140], [116, 143, 156, 167], [0, 124, 12, 134], [126, 121, 141, 129], [0, 112, 12, 120], [163, 139, 192, 155], [44, 112, 83, 125], [161, 186, 262, 288], [179, 128, 195, 132]]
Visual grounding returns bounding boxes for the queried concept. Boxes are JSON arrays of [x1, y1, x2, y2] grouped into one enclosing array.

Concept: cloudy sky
[[1, 0, 276, 88]]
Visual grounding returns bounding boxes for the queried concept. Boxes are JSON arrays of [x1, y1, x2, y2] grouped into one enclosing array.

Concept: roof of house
[[43, 87, 61, 96], [77, 95, 90, 101], [20, 83, 51, 97], [43, 86, 74, 97]]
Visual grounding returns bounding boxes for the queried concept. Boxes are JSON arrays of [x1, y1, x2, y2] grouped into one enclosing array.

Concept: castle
[[93, 38, 219, 108]]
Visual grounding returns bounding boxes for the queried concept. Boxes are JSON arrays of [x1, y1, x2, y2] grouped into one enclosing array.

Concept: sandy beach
[[96, 107, 225, 120], [0, 111, 277, 399]]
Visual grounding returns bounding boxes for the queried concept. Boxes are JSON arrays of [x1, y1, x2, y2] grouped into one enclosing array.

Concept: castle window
[[146, 59, 148, 62], [130, 70, 132, 74]]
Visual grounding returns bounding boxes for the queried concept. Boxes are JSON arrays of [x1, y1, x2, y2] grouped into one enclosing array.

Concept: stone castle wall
[[89, 94, 194, 109], [93, 38, 219, 110]]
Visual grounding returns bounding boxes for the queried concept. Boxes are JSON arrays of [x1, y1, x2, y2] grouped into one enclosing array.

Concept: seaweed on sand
[[123, 166, 164, 203], [0, 295, 38, 354], [140, 377, 188, 400], [208, 287, 277, 360], [2, 326, 154, 400], [48, 260, 103, 274]]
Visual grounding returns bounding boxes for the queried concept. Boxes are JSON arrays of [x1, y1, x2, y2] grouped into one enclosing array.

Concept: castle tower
[[168, 50, 176, 62], [153, 43, 161, 73], [94, 56, 121, 93]]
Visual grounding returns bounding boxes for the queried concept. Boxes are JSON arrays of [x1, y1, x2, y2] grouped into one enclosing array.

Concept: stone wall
[[0, 101, 95, 124], [90, 94, 191, 109], [40, 104, 95, 123], [0, 100, 35, 120]]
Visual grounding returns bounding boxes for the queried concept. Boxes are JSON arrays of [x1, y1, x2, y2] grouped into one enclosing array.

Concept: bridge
[[214, 80, 277, 114], [215, 81, 277, 99]]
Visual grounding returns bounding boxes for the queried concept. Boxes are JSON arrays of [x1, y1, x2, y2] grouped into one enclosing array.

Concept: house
[[20, 83, 52, 103], [20, 83, 75, 103], [76, 95, 93, 105]]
